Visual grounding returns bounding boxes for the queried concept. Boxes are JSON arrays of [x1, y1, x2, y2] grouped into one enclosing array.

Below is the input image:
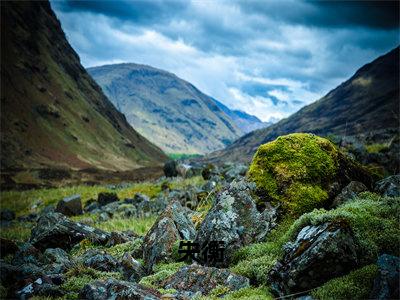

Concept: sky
[[51, 0, 399, 122]]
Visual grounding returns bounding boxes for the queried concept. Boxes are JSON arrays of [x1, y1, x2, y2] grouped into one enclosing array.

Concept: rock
[[120, 252, 145, 282], [164, 160, 178, 177], [143, 201, 196, 272], [84, 199, 100, 212], [80, 249, 119, 272], [370, 254, 400, 300], [201, 164, 218, 180], [55, 194, 83, 216], [17, 276, 65, 299], [176, 163, 195, 178], [222, 164, 248, 181], [0, 209, 15, 221], [162, 264, 249, 296], [331, 181, 368, 208], [79, 278, 161, 300], [0, 260, 20, 286], [133, 193, 150, 205], [43, 248, 71, 274], [375, 175, 400, 197], [97, 192, 119, 207], [0, 237, 18, 258], [195, 179, 277, 266], [248, 133, 373, 216], [105, 231, 135, 247], [29, 212, 110, 251], [12, 243, 43, 267], [268, 221, 358, 297]]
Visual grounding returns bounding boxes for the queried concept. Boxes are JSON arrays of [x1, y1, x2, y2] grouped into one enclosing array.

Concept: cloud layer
[[51, 0, 399, 122]]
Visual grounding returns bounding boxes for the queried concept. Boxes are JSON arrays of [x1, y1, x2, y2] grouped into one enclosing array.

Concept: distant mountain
[[88, 64, 248, 154], [207, 47, 400, 163], [213, 99, 271, 133], [0, 1, 167, 172]]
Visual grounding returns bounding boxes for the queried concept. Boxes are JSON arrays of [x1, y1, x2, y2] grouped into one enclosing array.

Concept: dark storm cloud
[[239, 0, 399, 29], [50, 0, 399, 122], [54, 0, 188, 24]]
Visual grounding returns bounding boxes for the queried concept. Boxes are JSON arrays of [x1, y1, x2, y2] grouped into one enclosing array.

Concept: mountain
[[213, 99, 271, 133], [88, 64, 244, 154], [207, 47, 400, 163], [0, 1, 167, 173]]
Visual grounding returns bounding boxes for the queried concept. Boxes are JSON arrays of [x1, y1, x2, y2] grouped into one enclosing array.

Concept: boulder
[[331, 181, 368, 208], [29, 213, 110, 251], [97, 192, 119, 207], [16, 276, 65, 299], [162, 264, 249, 296], [176, 163, 194, 178], [43, 248, 71, 274], [79, 278, 161, 300], [11, 243, 44, 267], [370, 254, 400, 299], [164, 160, 178, 177], [82, 249, 119, 272], [375, 175, 400, 197], [247, 133, 373, 216], [120, 252, 145, 282], [222, 164, 248, 181], [143, 201, 196, 272], [268, 221, 358, 297], [195, 179, 277, 266], [55, 194, 82, 216]]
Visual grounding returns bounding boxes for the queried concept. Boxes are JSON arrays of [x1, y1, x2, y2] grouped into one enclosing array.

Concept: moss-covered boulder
[[248, 133, 372, 216]]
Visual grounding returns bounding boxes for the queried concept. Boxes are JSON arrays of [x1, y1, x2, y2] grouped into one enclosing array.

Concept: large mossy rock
[[248, 133, 373, 215]]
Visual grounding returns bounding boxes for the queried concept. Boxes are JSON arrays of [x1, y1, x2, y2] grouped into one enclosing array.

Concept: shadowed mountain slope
[[0, 1, 167, 172]]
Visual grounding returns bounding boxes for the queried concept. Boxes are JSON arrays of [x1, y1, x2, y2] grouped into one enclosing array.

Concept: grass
[[0, 176, 205, 217], [311, 264, 378, 300], [167, 153, 202, 160], [96, 216, 156, 235], [365, 143, 389, 154]]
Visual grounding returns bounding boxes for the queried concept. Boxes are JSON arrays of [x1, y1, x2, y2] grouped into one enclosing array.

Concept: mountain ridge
[[88, 63, 266, 154], [206, 46, 400, 163]]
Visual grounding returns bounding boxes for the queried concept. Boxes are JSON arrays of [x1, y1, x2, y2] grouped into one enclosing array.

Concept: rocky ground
[[0, 133, 399, 300]]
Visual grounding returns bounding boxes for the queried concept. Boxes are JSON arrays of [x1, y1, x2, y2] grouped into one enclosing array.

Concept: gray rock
[[98, 192, 119, 207], [55, 194, 82, 216], [370, 254, 400, 300], [80, 249, 119, 272], [162, 264, 249, 296], [223, 164, 248, 181], [12, 243, 43, 267], [375, 175, 400, 197], [43, 248, 71, 274], [269, 222, 359, 297], [176, 163, 195, 178], [143, 201, 196, 272], [29, 212, 110, 251], [17, 276, 65, 299], [120, 252, 145, 282], [331, 181, 368, 208], [164, 160, 178, 177], [84, 199, 99, 212], [79, 278, 161, 300], [195, 179, 277, 266]]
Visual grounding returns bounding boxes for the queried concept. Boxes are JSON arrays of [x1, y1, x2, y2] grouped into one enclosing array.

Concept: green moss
[[61, 264, 122, 293], [311, 264, 378, 300], [365, 143, 389, 154], [248, 133, 339, 216], [107, 239, 143, 259], [285, 195, 400, 263], [139, 262, 185, 290], [195, 286, 274, 300], [230, 217, 295, 284]]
